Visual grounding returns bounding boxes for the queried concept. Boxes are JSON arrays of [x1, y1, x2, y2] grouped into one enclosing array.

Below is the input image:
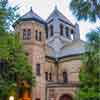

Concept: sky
[[9, 0, 100, 40]]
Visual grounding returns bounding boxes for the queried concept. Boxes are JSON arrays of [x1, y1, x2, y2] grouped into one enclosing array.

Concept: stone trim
[[46, 82, 80, 88], [46, 54, 83, 63]]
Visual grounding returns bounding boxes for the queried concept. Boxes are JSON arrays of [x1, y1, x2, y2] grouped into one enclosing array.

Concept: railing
[[46, 81, 80, 88]]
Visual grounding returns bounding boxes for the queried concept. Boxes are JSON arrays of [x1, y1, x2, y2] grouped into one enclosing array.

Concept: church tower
[[46, 6, 80, 58], [14, 8, 47, 100], [46, 6, 80, 40]]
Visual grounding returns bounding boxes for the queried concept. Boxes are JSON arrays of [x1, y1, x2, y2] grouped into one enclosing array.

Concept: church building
[[14, 6, 85, 100]]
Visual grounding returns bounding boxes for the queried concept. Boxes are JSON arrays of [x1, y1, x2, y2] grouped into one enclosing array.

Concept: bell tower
[[46, 7, 80, 57], [14, 8, 46, 100]]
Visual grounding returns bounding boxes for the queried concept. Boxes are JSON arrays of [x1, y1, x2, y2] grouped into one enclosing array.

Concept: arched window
[[63, 72, 68, 83], [71, 29, 74, 34], [71, 29, 74, 40], [35, 30, 38, 40], [45, 72, 52, 81], [23, 29, 31, 40], [27, 29, 31, 39], [49, 72, 52, 81], [46, 32, 48, 39], [65, 27, 69, 37], [39, 32, 42, 41], [35, 30, 42, 41], [45, 72, 48, 80], [50, 25, 53, 36], [46, 26, 48, 39], [60, 94, 73, 100], [23, 29, 27, 40], [60, 24, 64, 36], [36, 63, 41, 76]]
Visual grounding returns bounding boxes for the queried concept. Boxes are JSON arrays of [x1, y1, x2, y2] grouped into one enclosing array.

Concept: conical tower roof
[[14, 7, 46, 27]]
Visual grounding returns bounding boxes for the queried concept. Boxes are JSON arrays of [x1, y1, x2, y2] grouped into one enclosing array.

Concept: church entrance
[[59, 94, 72, 100]]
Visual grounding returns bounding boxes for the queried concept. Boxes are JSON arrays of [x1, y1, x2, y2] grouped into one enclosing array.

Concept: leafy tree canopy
[[0, 0, 35, 99], [78, 29, 100, 100], [0, 0, 19, 31], [70, 0, 100, 22]]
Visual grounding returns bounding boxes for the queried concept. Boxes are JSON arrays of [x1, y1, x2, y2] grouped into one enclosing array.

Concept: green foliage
[[78, 29, 100, 100], [70, 0, 100, 22], [0, 33, 35, 99], [0, 0, 35, 99], [0, 0, 19, 31]]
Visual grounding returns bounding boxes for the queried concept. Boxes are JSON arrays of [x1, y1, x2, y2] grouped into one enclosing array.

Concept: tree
[[0, 0, 35, 99], [0, 33, 35, 99], [0, 0, 19, 31], [78, 29, 100, 100], [70, 0, 100, 22]]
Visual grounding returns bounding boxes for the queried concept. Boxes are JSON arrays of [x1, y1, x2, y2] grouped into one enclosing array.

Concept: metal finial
[[30, 6, 32, 11], [55, 5, 58, 10]]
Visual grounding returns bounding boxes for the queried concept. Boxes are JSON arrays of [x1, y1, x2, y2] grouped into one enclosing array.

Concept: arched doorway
[[59, 94, 73, 100]]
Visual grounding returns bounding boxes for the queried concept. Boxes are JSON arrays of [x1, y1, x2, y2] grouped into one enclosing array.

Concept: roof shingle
[[14, 8, 46, 26]]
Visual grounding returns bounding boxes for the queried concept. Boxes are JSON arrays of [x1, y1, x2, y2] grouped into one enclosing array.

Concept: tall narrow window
[[71, 29, 74, 34], [63, 72, 68, 83], [39, 32, 42, 41], [35, 30, 42, 41], [60, 24, 64, 36], [36, 64, 41, 76], [23, 29, 27, 40], [49, 72, 52, 81], [46, 27, 48, 39], [27, 29, 31, 40], [35, 30, 38, 40], [45, 72, 48, 80], [71, 29, 74, 40], [23, 29, 31, 40], [65, 27, 69, 37], [50, 25, 53, 36], [46, 32, 48, 39]]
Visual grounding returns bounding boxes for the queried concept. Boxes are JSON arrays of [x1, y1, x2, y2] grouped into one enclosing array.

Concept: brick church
[[14, 6, 85, 100]]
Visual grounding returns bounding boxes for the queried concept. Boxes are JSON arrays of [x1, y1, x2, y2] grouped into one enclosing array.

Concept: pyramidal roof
[[47, 6, 73, 25], [15, 7, 46, 25]]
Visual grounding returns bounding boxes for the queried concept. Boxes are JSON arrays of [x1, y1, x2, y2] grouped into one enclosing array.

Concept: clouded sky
[[9, 0, 100, 40]]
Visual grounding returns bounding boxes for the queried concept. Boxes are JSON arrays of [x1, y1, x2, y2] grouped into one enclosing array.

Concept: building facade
[[14, 7, 85, 100]]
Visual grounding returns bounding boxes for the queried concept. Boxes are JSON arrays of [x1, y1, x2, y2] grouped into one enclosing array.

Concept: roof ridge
[[18, 8, 46, 24], [57, 9, 73, 25]]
